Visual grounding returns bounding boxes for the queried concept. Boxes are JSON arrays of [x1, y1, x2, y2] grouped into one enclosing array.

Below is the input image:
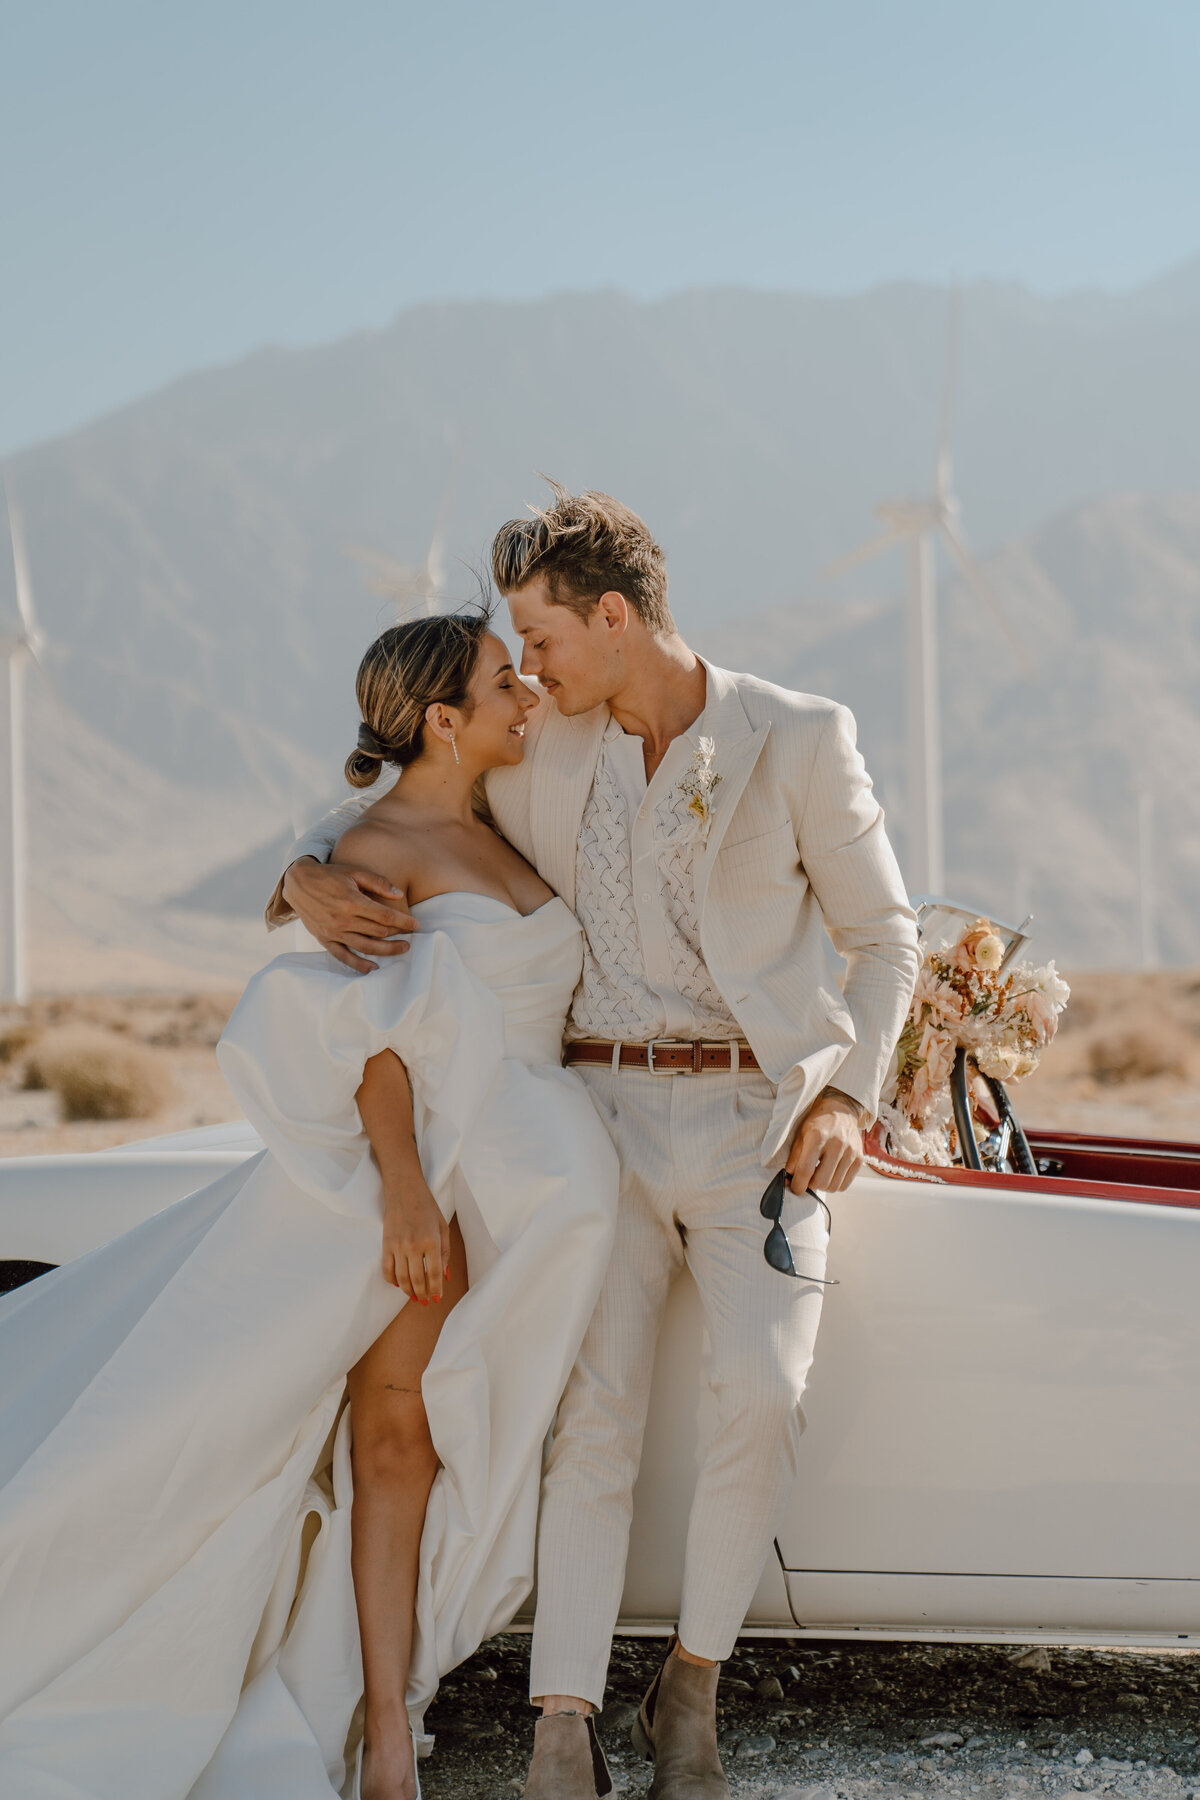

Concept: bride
[[0, 609, 619, 1800]]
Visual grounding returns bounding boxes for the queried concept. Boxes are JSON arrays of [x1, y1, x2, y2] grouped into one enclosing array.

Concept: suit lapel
[[693, 664, 771, 921], [529, 703, 608, 909], [525, 664, 764, 915]]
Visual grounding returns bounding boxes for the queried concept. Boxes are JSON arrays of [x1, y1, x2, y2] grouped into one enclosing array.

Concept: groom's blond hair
[[491, 479, 674, 634]]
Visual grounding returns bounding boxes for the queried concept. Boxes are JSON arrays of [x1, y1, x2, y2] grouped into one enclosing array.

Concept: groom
[[269, 484, 918, 1800]]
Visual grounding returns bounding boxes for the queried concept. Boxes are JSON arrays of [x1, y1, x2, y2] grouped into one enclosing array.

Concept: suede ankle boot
[[633, 1646, 731, 1800], [522, 1711, 612, 1800]]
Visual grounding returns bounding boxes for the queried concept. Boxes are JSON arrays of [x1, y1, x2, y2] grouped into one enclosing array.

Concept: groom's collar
[[591, 657, 754, 751], [690, 657, 755, 749], [529, 657, 759, 910]]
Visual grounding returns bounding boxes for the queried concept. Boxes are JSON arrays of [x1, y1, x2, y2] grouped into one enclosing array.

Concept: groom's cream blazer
[[272, 661, 919, 1165]]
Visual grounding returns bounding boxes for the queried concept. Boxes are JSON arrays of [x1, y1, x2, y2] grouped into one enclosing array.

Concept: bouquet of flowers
[[879, 918, 1070, 1166]]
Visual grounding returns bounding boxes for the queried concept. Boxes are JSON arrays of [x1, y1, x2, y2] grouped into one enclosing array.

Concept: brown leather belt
[[563, 1038, 761, 1075]]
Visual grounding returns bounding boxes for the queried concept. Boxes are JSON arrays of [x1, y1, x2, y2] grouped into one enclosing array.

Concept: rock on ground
[[420, 1637, 1200, 1800]]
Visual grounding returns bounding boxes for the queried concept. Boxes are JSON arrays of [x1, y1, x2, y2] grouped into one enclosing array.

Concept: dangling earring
[[450, 733, 460, 766]]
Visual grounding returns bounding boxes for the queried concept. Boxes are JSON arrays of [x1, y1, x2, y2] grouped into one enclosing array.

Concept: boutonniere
[[678, 736, 723, 842]]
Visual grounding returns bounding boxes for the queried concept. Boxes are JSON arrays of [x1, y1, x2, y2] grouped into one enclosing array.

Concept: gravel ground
[[420, 1636, 1200, 1800]]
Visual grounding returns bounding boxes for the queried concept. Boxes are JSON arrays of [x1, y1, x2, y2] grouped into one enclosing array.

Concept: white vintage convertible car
[[2, 904, 1198, 1653]]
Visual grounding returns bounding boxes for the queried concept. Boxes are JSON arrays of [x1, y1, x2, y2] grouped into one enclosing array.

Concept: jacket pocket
[[720, 816, 796, 857], [713, 818, 802, 908]]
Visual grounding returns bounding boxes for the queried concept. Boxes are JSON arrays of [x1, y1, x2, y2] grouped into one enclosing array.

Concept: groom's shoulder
[[711, 662, 848, 739]]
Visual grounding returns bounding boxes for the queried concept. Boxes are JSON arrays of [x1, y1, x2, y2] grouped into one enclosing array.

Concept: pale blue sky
[[3, 0, 1199, 453]]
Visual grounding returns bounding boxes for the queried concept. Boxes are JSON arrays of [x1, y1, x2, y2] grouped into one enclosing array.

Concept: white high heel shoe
[[352, 1727, 422, 1800]]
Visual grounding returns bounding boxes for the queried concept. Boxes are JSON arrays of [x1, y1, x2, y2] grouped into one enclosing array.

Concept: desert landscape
[[0, 968, 1195, 1160], [7, 15, 1200, 1794], [7, 277, 1200, 993], [0, 989, 240, 1156]]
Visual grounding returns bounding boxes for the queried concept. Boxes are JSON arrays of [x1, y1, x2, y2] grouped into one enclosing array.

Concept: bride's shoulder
[[331, 805, 415, 890]]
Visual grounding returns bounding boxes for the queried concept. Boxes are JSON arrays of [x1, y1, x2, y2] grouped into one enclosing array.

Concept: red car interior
[[867, 1127, 1200, 1210]]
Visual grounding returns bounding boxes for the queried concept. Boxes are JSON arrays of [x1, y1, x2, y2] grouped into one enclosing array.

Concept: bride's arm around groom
[[264, 692, 552, 972], [271, 662, 916, 1171]]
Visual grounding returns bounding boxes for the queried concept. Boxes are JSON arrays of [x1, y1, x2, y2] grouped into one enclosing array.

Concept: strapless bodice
[[214, 891, 588, 1225], [408, 892, 580, 1067]]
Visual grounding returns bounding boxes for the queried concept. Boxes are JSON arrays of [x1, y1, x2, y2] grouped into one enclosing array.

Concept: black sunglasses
[[760, 1171, 839, 1284]]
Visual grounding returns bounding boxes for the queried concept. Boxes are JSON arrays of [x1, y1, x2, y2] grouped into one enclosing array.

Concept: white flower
[[975, 933, 1005, 972], [878, 1098, 954, 1167], [977, 1043, 1022, 1081], [1009, 958, 1071, 1045], [1034, 960, 1071, 1010]]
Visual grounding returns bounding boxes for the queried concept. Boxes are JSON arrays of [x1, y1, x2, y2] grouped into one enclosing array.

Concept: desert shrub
[[145, 993, 236, 1049], [0, 1023, 33, 1065], [1087, 1026, 1191, 1086], [25, 1027, 175, 1121]]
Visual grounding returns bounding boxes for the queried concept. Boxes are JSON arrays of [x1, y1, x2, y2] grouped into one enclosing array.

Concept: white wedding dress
[[0, 893, 618, 1800]]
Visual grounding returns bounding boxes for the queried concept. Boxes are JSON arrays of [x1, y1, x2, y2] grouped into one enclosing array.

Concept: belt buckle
[[645, 1038, 688, 1075]]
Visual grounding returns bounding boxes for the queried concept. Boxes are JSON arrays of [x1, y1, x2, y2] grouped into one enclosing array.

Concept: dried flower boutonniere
[[678, 736, 722, 843]]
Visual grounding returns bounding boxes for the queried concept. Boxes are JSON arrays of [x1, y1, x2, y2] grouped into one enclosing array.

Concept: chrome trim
[[1031, 1137, 1200, 1163]]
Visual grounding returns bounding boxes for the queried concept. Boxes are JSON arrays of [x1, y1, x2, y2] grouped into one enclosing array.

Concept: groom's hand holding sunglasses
[[282, 858, 418, 974], [784, 1087, 866, 1195]]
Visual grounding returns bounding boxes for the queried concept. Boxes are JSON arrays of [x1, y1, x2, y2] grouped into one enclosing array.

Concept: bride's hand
[[382, 1182, 451, 1304]]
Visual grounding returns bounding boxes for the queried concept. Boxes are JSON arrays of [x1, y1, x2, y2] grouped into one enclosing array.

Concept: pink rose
[[924, 1023, 956, 1085], [1020, 987, 1059, 1043], [906, 1062, 933, 1119]]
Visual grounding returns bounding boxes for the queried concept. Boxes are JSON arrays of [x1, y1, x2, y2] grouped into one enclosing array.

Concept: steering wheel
[[949, 1047, 1037, 1176]]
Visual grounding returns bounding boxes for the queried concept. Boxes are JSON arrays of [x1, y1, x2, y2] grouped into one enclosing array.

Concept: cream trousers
[[529, 1065, 828, 1709]]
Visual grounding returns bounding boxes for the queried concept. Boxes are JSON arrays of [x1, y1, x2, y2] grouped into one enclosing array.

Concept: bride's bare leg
[[348, 1216, 469, 1800]]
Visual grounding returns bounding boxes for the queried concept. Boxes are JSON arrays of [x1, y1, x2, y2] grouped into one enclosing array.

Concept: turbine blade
[[817, 529, 908, 582], [423, 430, 466, 597], [935, 283, 963, 502], [345, 542, 425, 601], [5, 494, 40, 643], [26, 644, 69, 712], [424, 524, 447, 597], [938, 521, 1035, 676]]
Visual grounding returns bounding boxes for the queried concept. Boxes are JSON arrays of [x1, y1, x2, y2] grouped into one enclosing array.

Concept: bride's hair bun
[[345, 605, 494, 789], [344, 722, 394, 788]]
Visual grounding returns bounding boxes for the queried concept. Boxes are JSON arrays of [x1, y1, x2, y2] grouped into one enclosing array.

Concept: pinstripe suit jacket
[[272, 662, 919, 1163]]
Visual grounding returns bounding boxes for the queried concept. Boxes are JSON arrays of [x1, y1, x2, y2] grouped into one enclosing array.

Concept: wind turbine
[[0, 490, 48, 1004], [1136, 791, 1157, 970], [348, 514, 450, 615], [821, 288, 1030, 895], [347, 439, 464, 617]]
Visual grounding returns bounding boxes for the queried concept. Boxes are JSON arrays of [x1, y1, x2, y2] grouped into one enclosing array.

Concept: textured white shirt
[[567, 710, 740, 1041]]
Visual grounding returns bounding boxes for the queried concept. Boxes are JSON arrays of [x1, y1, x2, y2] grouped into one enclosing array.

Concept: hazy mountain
[[701, 492, 1200, 968], [18, 683, 278, 991], [3, 271, 1200, 973], [161, 487, 1200, 971], [170, 828, 300, 917]]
